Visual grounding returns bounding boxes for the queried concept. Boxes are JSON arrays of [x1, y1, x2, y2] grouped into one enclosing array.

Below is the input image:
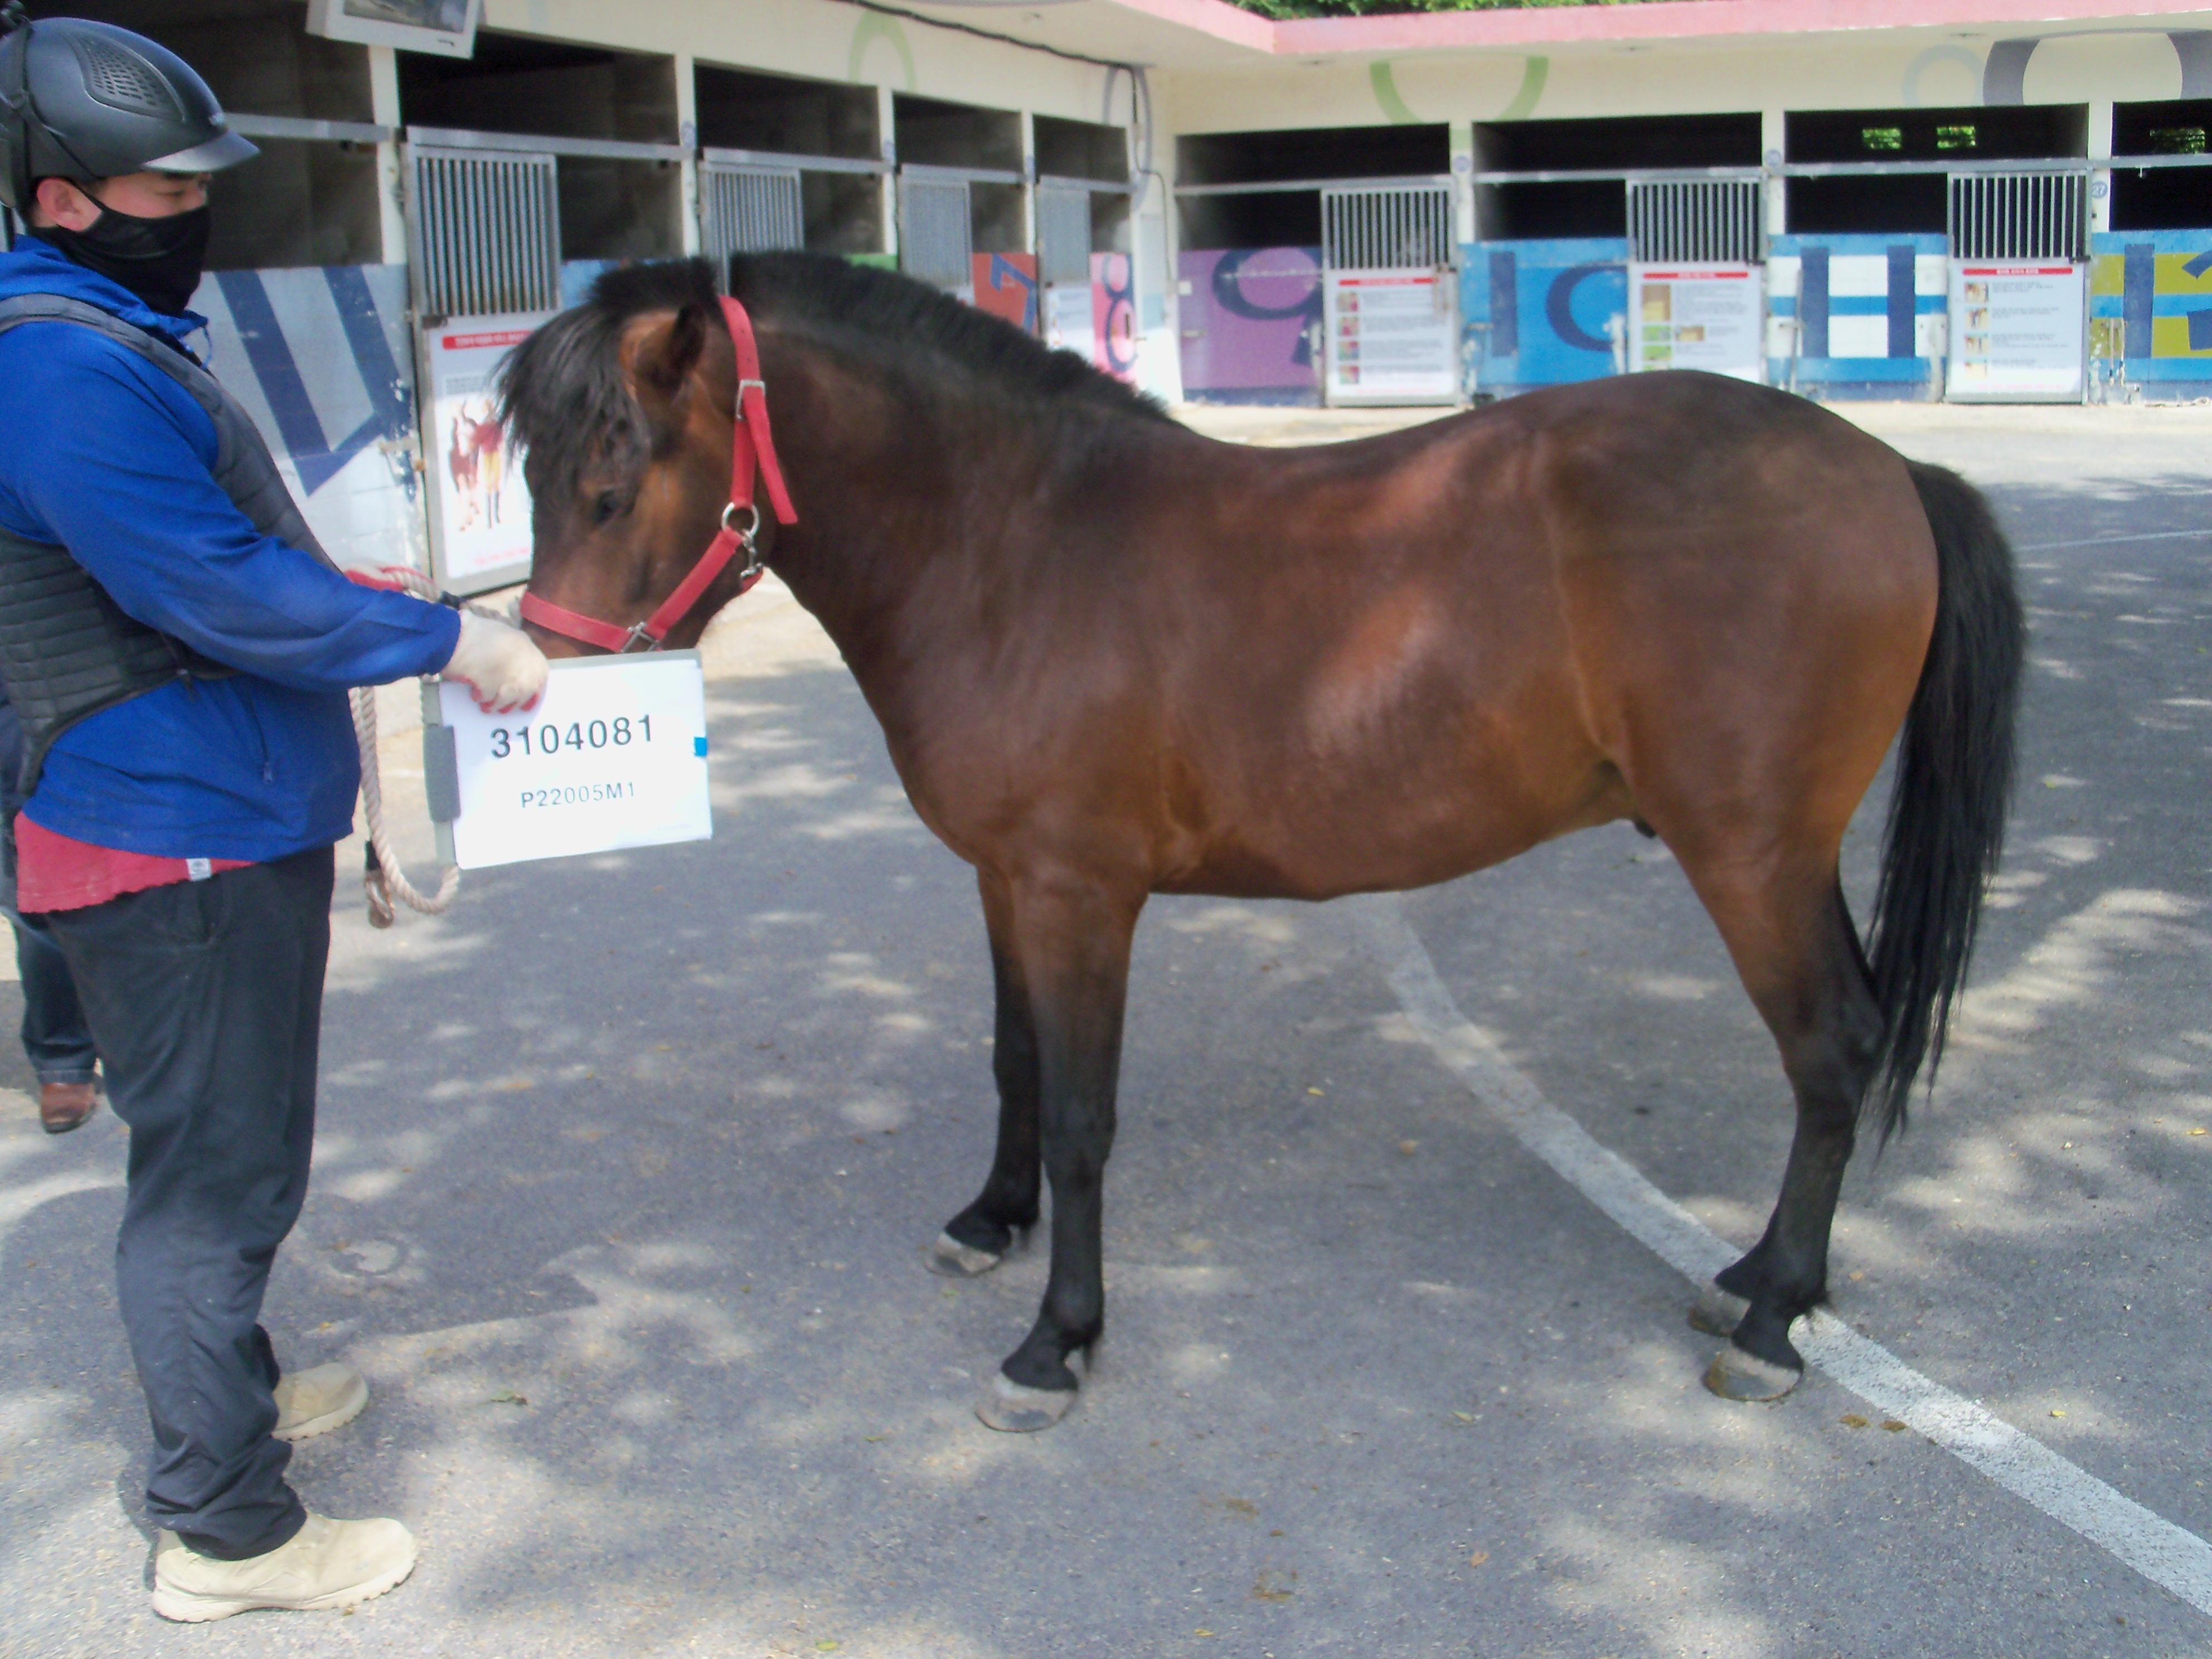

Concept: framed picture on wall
[[305, 0, 481, 59]]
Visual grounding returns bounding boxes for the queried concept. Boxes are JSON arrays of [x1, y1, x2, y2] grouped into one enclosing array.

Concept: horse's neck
[[756, 345, 1139, 661]]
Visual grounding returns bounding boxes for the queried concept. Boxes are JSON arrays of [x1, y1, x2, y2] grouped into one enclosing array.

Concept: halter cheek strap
[[519, 294, 798, 653]]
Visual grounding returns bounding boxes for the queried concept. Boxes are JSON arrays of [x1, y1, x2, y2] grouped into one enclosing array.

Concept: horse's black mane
[[499, 253, 1168, 500]]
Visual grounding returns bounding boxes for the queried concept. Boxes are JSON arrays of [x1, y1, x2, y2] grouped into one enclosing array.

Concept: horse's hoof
[[1703, 1343, 1803, 1403], [1688, 1281, 1750, 1338], [974, 1371, 1077, 1433], [925, 1231, 1003, 1279]]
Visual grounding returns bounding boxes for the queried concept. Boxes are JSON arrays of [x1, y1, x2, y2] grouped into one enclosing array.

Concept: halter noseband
[[518, 294, 798, 653]]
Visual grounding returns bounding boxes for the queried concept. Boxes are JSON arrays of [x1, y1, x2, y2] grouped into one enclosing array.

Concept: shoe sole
[[150, 1552, 416, 1623], [272, 1372, 370, 1443]]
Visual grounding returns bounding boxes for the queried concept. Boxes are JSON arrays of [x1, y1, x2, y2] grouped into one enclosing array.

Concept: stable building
[[5, 0, 2205, 587]]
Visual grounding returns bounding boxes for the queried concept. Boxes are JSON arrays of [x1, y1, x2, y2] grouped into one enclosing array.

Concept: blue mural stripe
[[1801, 248, 1830, 360], [283, 268, 415, 495], [2124, 244, 2157, 362], [1886, 245, 1916, 360], [323, 266, 410, 439], [987, 254, 1038, 333], [2192, 311, 2212, 352], [1488, 250, 1519, 359], [215, 270, 331, 468]]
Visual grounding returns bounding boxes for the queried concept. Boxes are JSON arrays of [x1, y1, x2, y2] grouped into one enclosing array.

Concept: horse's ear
[[618, 303, 709, 407]]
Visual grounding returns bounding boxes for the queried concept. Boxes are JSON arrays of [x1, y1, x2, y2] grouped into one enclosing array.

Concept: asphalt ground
[[3, 397, 2211, 1658]]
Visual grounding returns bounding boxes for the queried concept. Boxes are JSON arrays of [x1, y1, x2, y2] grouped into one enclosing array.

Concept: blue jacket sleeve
[[0, 326, 461, 691]]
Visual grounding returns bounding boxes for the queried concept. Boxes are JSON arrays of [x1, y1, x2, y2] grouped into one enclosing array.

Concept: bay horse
[[498, 255, 2022, 1430]]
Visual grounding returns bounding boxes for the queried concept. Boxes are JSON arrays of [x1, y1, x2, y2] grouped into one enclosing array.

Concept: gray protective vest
[[0, 293, 338, 792]]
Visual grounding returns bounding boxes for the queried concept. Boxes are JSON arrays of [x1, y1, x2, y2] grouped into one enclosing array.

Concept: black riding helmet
[[0, 2, 256, 212]]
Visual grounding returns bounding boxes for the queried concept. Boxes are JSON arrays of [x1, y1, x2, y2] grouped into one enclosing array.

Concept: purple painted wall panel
[[1177, 247, 1323, 402]]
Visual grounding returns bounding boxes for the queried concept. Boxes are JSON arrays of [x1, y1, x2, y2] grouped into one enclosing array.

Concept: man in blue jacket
[[0, 7, 546, 1621]]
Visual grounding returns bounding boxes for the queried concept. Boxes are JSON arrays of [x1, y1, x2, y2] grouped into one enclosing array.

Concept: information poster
[[421, 311, 554, 594], [1630, 264, 1765, 382], [435, 653, 712, 870], [1323, 269, 1459, 405], [1947, 264, 2085, 402], [1044, 282, 1095, 356]]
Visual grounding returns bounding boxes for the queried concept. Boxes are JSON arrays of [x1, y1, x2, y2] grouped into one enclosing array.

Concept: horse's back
[[1124, 375, 1936, 896]]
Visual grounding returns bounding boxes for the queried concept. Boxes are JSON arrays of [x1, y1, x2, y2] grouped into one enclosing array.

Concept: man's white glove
[[442, 610, 549, 713]]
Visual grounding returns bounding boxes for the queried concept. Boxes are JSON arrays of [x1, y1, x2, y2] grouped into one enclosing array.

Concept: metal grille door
[[1036, 185, 1093, 287], [1627, 179, 1762, 264], [899, 176, 972, 291], [702, 163, 803, 265], [1321, 184, 1453, 271], [1948, 171, 2086, 261], [408, 145, 560, 317]]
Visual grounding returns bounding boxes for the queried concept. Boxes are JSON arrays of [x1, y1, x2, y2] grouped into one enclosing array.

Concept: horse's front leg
[[929, 870, 1042, 1277], [973, 870, 1142, 1432]]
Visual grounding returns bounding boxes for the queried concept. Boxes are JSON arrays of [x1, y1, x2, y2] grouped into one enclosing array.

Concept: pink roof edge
[[1104, 0, 2212, 53]]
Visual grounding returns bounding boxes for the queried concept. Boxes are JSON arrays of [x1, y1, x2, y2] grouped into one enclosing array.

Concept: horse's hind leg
[[1680, 862, 1883, 1401], [929, 869, 1042, 1278]]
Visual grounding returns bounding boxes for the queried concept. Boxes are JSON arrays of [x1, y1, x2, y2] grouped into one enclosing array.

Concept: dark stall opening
[[696, 64, 879, 160], [559, 158, 682, 262], [1787, 104, 2088, 163], [971, 182, 1025, 255], [1177, 124, 1448, 187], [22, 0, 372, 123], [2111, 100, 2212, 229], [802, 173, 886, 256], [1092, 191, 1132, 256], [1786, 174, 1948, 236], [2114, 98, 2212, 158], [1470, 114, 1755, 242], [399, 31, 676, 144], [1036, 114, 1128, 183], [1476, 179, 1625, 241], [1178, 190, 1322, 251], [894, 95, 1021, 173], [1474, 111, 1759, 174], [208, 138, 380, 269], [1784, 105, 2086, 236]]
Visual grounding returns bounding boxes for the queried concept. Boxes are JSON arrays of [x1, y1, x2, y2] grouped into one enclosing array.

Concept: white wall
[[1160, 27, 2200, 135]]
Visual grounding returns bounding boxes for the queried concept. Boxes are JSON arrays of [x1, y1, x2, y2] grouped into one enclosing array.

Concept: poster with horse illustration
[[420, 312, 552, 595]]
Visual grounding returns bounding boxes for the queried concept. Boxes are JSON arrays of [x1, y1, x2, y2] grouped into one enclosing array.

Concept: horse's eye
[[591, 491, 625, 526]]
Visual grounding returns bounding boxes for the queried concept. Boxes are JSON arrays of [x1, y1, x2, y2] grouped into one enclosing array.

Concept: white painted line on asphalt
[[2017, 530, 2209, 552], [1353, 892, 2212, 1620]]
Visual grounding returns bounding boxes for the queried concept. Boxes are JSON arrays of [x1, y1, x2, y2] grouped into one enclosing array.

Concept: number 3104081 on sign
[[434, 651, 714, 870]]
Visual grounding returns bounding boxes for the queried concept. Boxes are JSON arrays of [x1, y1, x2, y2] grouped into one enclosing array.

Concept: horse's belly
[[1156, 746, 1626, 901]]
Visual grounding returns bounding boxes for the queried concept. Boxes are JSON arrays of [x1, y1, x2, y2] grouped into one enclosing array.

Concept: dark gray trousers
[[44, 845, 333, 1560]]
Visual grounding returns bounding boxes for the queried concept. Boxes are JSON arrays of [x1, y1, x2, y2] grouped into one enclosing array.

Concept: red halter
[[519, 294, 797, 653]]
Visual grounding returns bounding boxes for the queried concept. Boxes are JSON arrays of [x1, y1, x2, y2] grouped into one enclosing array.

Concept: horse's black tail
[[1863, 460, 2025, 1145]]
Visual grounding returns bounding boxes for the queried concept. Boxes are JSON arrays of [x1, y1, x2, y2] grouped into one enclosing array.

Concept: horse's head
[[499, 264, 782, 657]]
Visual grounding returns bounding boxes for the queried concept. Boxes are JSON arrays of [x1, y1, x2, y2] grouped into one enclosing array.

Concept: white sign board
[[435, 653, 712, 870], [1631, 264, 1765, 382], [1323, 269, 1459, 405], [421, 312, 552, 595], [1947, 263, 2085, 402], [1045, 282, 1095, 355]]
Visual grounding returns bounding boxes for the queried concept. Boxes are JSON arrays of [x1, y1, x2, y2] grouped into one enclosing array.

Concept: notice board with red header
[[1947, 263, 2085, 402], [1630, 263, 1764, 383]]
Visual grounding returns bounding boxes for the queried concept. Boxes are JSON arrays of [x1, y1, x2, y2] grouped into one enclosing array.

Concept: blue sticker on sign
[[693, 736, 709, 757]]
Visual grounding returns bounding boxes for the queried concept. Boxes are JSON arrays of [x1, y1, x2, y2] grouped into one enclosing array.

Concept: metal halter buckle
[[724, 501, 765, 582]]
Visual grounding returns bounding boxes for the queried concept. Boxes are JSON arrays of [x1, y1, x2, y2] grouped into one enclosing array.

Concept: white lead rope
[[347, 565, 503, 927]]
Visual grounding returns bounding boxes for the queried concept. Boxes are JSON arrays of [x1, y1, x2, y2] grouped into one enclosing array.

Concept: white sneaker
[[151, 1514, 417, 1622], [272, 1363, 368, 1443]]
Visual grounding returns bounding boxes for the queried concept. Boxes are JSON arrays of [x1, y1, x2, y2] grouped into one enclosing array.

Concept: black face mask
[[40, 201, 211, 317]]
